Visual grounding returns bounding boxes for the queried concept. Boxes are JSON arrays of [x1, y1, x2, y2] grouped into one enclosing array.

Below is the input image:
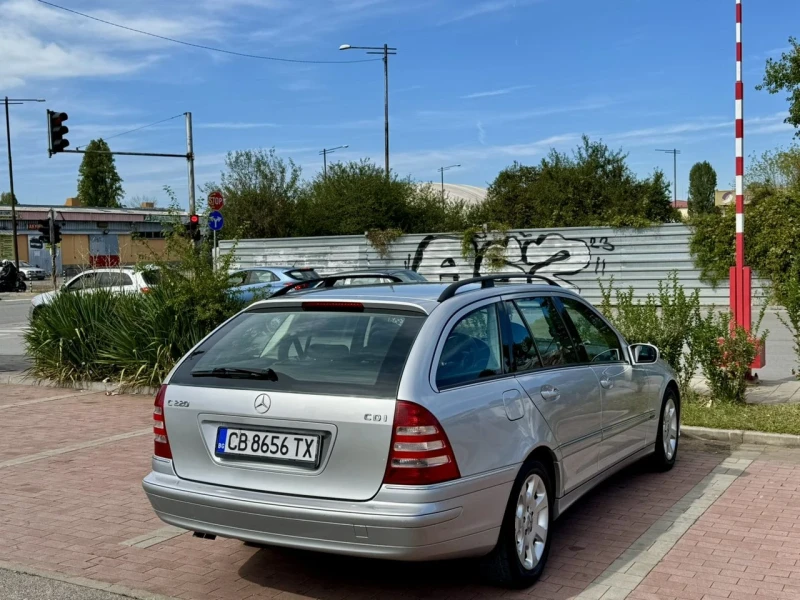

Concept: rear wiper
[[192, 367, 278, 381]]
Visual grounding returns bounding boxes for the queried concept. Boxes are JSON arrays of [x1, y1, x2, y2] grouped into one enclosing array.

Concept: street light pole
[[437, 164, 461, 200], [656, 148, 681, 208], [340, 43, 397, 177], [4, 97, 45, 270], [319, 145, 349, 178]]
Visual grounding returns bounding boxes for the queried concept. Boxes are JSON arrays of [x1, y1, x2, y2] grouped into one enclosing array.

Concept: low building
[[0, 199, 184, 277]]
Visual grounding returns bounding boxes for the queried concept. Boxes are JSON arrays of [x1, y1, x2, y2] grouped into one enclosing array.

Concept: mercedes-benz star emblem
[[254, 394, 271, 414]]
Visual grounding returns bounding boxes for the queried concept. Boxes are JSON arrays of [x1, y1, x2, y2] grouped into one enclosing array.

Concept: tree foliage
[[687, 161, 717, 217], [0, 191, 17, 206], [690, 147, 800, 296], [757, 37, 800, 138], [76, 139, 124, 208], [202, 149, 302, 240], [476, 136, 678, 229]]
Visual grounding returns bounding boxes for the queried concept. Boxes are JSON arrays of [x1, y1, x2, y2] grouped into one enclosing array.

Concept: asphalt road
[[0, 295, 33, 372], [0, 570, 137, 600]]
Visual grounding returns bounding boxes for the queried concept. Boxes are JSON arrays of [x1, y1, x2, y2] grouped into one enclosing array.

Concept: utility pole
[[319, 145, 348, 178], [339, 44, 396, 177], [49, 207, 56, 290], [656, 148, 681, 208], [185, 112, 196, 215], [437, 164, 461, 200], [4, 96, 45, 269]]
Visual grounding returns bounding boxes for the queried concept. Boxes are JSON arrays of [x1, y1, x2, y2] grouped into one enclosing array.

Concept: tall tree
[[0, 191, 17, 206], [757, 37, 800, 138], [687, 161, 718, 217], [202, 148, 302, 239], [76, 139, 124, 207], [479, 136, 678, 229]]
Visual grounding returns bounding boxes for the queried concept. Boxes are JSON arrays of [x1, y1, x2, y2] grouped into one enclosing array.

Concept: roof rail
[[268, 273, 406, 299], [437, 273, 560, 303]]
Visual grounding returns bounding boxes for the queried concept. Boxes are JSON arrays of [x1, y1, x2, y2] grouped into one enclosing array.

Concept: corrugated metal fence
[[220, 224, 754, 305]]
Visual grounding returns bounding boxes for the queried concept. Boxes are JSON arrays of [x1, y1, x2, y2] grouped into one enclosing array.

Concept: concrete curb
[[2, 371, 157, 396], [683, 425, 800, 447]]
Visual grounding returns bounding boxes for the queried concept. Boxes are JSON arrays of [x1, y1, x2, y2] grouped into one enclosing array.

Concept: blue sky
[[1, 0, 797, 208]]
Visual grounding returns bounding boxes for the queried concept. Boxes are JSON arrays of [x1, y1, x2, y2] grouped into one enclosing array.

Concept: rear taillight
[[140, 287, 151, 293], [153, 385, 172, 459], [383, 401, 460, 485]]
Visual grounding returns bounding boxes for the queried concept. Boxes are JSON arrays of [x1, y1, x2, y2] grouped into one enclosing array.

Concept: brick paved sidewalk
[[0, 384, 798, 600]]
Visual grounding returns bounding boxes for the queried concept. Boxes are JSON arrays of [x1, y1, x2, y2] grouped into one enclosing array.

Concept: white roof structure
[[417, 183, 487, 206]]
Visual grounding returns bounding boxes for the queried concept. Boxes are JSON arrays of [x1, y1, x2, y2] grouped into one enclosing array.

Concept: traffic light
[[53, 222, 62, 245], [47, 110, 69, 156], [185, 214, 201, 241], [37, 218, 51, 244]]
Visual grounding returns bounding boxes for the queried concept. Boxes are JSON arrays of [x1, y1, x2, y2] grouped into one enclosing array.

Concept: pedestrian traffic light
[[47, 110, 69, 156], [52, 222, 62, 245], [185, 214, 201, 241], [37, 218, 51, 244]]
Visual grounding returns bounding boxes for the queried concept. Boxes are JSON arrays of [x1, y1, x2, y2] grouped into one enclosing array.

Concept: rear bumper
[[142, 459, 514, 561]]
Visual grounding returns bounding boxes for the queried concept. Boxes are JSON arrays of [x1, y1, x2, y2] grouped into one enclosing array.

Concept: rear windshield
[[141, 270, 161, 286], [170, 307, 425, 397], [286, 269, 319, 281]]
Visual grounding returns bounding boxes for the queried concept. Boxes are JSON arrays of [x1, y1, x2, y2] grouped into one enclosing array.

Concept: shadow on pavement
[[237, 443, 731, 599]]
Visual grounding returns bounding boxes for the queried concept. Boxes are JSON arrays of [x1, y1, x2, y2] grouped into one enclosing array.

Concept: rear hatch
[[163, 300, 426, 501]]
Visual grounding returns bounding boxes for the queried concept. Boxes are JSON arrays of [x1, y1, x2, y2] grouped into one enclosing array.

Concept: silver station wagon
[[143, 274, 680, 588]]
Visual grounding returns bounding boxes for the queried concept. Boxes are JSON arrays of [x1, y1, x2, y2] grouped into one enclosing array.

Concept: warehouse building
[[0, 199, 183, 277]]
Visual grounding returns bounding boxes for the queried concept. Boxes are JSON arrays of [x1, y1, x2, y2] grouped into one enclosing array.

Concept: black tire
[[653, 388, 680, 471], [481, 460, 554, 588]]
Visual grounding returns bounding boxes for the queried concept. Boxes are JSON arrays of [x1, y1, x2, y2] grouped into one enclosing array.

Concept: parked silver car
[[143, 275, 679, 588]]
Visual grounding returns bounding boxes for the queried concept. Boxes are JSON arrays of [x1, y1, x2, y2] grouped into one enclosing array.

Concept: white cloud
[[441, 0, 538, 24], [477, 121, 487, 145], [197, 122, 280, 130], [461, 85, 533, 99]]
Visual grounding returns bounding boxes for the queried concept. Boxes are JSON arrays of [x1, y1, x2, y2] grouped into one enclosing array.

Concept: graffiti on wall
[[405, 231, 616, 292]]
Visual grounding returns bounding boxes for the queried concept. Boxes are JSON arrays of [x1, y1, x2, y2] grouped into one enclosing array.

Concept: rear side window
[[141, 270, 160, 286], [286, 269, 319, 281], [515, 297, 580, 367], [251, 271, 278, 284], [170, 307, 425, 398], [560, 297, 623, 363], [436, 305, 503, 389], [505, 302, 542, 372]]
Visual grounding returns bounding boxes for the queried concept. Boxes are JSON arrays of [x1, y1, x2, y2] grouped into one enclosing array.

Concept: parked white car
[[31, 267, 160, 317], [18, 261, 46, 281]]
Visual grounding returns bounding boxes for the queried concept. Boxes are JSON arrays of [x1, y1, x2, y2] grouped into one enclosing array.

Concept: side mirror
[[630, 343, 659, 364]]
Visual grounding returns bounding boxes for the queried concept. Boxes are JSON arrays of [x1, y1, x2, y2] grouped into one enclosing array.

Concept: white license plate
[[215, 427, 320, 464]]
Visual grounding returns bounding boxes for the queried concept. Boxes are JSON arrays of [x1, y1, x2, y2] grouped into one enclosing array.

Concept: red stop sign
[[207, 190, 224, 211]]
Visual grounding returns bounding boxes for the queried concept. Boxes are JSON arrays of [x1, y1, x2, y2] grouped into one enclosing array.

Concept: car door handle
[[600, 377, 614, 389], [540, 385, 560, 401]]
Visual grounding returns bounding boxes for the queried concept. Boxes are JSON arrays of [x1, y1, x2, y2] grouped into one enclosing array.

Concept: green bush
[[599, 272, 702, 394], [26, 211, 247, 388], [693, 312, 766, 403], [775, 273, 800, 378]]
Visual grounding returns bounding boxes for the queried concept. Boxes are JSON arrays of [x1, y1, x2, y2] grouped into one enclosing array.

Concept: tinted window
[[228, 271, 248, 286], [436, 305, 503, 388], [286, 269, 319, 281], [251, 270, 278, 284], [170, 308, 425, 398], [560, 298, 623, 363], [141, 270, 160, 286], [515, 297, 580, 367], [505, 302, 542, 372], [67, 273, 95, 290], [95, 272, 132, 287]]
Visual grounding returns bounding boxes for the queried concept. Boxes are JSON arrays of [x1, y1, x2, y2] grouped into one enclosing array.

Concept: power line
[[36, 0, 382, 65], [75, 113, 185, 150]]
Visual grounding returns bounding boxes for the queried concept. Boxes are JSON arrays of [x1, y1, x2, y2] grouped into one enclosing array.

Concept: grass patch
[[683, 398, 800, 436]]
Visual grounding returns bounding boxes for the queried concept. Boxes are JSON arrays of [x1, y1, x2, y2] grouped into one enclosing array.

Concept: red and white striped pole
[[731, 0, 750, 331], [731, 0, 765, 370]]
